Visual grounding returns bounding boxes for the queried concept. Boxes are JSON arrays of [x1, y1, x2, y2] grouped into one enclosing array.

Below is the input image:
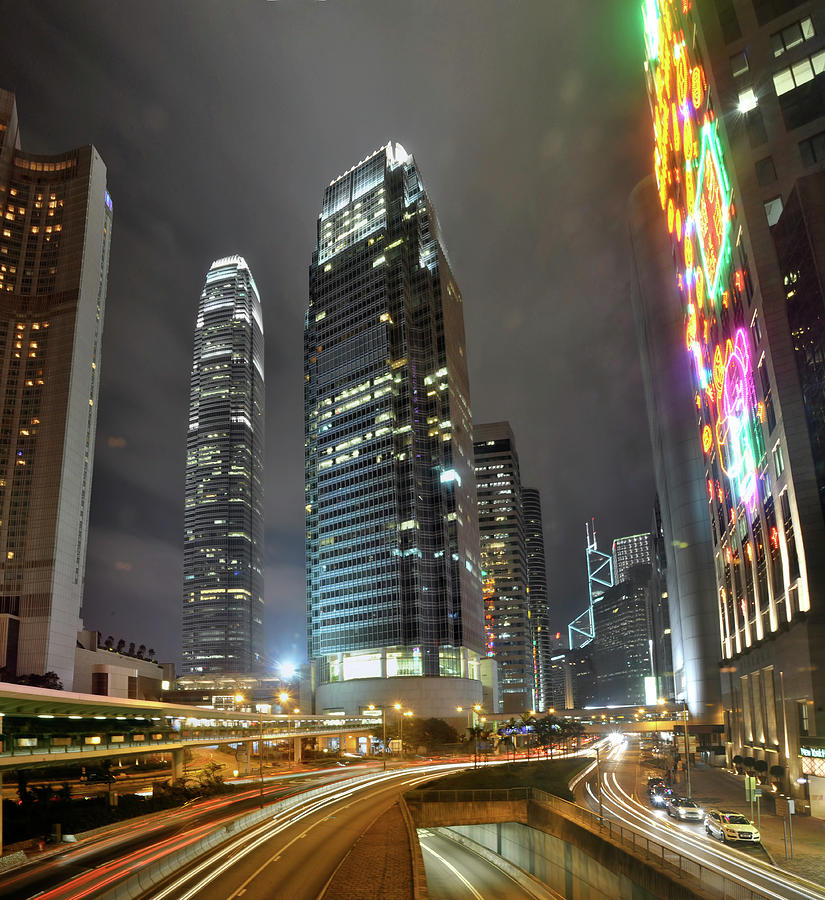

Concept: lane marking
[[421, 840, 485, 900]]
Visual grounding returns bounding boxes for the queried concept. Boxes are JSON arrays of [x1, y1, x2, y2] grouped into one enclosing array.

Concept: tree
[[468, 725, 485, 768], [116, 639, 126, 653], [104, 635, 114, 650], [520, 712, 536, 759], [754, 758, 768, 782], [732, 754, 744, 774], [743, 756, 756, 774], [4, 671, 63, 690], [534, 716, 559, 758], [137, 644, 146, 659], [407, 717, 458, 752]]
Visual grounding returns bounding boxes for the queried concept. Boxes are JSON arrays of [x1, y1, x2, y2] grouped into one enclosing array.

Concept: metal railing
[[0, 718, 376, 761], [406, 787, 774, 900]]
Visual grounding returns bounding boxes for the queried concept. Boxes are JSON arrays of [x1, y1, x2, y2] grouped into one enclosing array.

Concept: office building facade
[[183, 256, 264, 675], [592, 573, 652, 707], [474, 423, 533, 712], [0, 89, 112, 690], [637, 0, 825, 808], [612, 532, 652, 583], [522, 487, 554, 711], [305, 143, 484, 716]]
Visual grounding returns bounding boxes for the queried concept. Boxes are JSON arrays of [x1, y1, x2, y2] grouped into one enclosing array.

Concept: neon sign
[[694, 122, 731, 303], [642, 0, 762, 519], [714, 330, 760, 510]]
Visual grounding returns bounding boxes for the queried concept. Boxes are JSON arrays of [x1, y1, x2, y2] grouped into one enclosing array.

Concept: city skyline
[[2, 1, 655, 668]]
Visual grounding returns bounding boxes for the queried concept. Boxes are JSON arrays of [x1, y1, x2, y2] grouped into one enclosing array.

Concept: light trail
[[420, 840, 485, 900], [148, 768, 454, 900], [582, 740, 825, 900]]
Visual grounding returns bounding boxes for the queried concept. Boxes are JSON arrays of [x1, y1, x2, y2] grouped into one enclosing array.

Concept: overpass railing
[[406, 787, 773, 900], [0, 717, 377, 761]]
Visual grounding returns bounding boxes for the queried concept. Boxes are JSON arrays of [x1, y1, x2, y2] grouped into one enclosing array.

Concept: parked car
[[666, 797, 703, 821], [704, 808, 761, 843], [649, 784, 674, 807]]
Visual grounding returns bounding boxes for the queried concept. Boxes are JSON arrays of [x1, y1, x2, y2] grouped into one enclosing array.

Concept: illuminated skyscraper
[[183, 256, 264, 675], [0, 89, 111, 690], [634, 1, 825, 797], [305, 143, 484, 716], [612, 533, 651, 584], [522, 487, 553, 711], [474, 422, 532, 713]]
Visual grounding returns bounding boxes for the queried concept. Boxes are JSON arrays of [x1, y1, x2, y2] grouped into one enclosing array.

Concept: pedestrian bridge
[[0, 683, 376, 770]]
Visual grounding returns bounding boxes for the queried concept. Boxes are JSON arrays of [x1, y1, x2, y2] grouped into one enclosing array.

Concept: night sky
[[2, 0, 656, 669]]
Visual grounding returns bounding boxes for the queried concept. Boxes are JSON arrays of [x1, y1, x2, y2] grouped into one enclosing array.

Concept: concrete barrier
[[0, 850, 28, 873], [431, 826, 563, 900], [406, 795, 719, 900]]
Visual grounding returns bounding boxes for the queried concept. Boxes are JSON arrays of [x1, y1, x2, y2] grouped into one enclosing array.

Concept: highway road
[[418, 828, 543, 900], [140, 765, 463, 900], [584, 737, 825, 900], [0, 766, 374, 900]]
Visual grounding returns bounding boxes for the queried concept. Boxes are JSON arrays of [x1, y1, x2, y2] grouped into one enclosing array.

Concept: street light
[[400, 710, 413, 757], [682, 699, 692, 798], [368, 704, 387, 770]]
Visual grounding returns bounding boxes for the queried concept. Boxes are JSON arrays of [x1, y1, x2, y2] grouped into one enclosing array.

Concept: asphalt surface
[[0, 769, 361, 900], [139, 767, 450, 900], [418, 828, 539, 900]]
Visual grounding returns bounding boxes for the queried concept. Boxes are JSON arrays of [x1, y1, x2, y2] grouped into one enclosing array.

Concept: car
[[647, 777, 665, 796], [666, 797, 703, 821], [650, 784, 674, 807], [704, 808, 761, 843]]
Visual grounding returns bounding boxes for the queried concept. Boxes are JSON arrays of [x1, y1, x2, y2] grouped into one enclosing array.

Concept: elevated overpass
[[0, 682, 377, 772]]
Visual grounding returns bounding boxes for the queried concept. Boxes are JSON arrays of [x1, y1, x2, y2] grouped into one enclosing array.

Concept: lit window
[[738, 88, 758, 113], [764, 196, 784, 227]]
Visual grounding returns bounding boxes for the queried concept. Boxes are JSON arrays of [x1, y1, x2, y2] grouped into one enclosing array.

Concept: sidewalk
[[682, 762, 825, 887]]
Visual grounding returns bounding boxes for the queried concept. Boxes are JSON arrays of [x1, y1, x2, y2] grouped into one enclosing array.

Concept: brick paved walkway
[[323, 801, 416, 900]]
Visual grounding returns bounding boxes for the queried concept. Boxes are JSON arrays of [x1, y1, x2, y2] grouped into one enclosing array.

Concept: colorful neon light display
[[642, 0, 762, 512], [694, 122, 731, 303]]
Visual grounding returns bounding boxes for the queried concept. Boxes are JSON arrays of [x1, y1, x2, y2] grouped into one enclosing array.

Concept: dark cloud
[[4, 0, 654, 665]]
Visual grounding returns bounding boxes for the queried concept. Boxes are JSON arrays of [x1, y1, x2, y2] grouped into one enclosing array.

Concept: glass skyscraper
[[522, 487, 554, 711], [612, 533, 652, 584], [183, 256, 264, 675], [473, 422, 532, 713], [305, 143, 484, 716], [0, 89, 111, 690]]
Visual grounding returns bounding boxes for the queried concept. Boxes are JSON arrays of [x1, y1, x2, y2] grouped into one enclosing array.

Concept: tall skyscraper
[[635, 0, 825, 801], [183, 256, 264, 676], [591, 571, 652, 707], [0, 89, 111, 690], [630, 175, 722, 721], [612, 532, 652, 583], [522, 487, 553, 711], [474, 422, 532, 712], [305, 143, 484, 716]]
